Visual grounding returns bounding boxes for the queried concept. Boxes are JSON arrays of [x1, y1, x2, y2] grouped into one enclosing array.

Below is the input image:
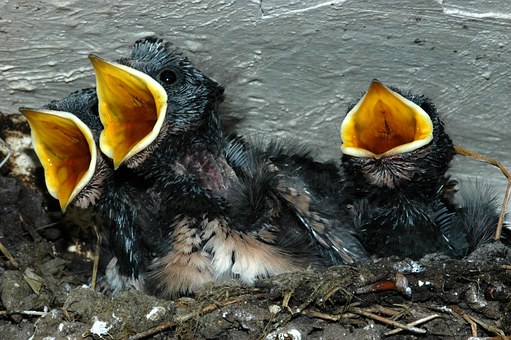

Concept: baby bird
[[20, 89, 156, 294], [21, 89, 108, 213], [340, 80, 500, 259], [90, 37, 368, 297]]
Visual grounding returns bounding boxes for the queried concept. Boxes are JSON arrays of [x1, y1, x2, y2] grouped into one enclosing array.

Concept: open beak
[[340, 80, 433, 158], [20, 108, 97, 212], [89, 55, 167, 169]]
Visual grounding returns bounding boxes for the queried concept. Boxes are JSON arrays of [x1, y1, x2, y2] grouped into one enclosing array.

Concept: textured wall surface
[[0, 0, 510, 194]]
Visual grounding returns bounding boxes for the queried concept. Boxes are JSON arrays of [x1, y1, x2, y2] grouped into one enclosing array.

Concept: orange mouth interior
[[341, 80, 433, 158], [21, 108, 96, 212], [89, 55, 168, 169]]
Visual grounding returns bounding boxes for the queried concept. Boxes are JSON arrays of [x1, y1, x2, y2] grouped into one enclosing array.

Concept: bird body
[[21, 89, 156, 295], [146, 136, 372, 296], [21, 89, 108, 212], [340, 80, 500, 260]]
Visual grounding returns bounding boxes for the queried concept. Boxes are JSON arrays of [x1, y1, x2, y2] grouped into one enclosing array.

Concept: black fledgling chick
[[21, 89, 108, 213], [20, 89, 156, 295], [90, 37, 368, 297], [340, 80, 501, 259]]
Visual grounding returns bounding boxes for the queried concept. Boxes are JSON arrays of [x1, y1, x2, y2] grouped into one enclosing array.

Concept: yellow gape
[[341, 80, 433, 158], [89, 55, 168, 169], [20, 108, 97, 212]]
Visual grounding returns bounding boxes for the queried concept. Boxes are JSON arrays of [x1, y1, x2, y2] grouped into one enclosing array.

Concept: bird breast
[[149, 215, 301, 298]]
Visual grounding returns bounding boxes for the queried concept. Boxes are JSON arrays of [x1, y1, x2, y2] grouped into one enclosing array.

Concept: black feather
[[342, 85, 501, 260]]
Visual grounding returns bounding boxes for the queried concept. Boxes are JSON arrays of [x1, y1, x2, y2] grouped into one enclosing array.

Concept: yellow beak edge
[[340, 80, 433, 158], [20, 108, 97, 212], [89, 55, 168, 169]]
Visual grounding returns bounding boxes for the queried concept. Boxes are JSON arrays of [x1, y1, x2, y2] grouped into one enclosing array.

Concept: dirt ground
[[1, 114, 510, 339]]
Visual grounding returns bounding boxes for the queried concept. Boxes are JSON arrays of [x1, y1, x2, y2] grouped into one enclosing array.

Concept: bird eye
[[159, 69, 177, 84]]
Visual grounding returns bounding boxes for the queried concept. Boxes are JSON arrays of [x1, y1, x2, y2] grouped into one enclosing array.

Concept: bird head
[[340, 80, 454, 189], [20, 89, 111, 212], [89, 37, 225, 170]]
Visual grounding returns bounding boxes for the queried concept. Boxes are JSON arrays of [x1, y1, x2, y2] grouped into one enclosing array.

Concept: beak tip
[[88, 54, 104, 67], [60, 201, 68, 214], [19, 107, 32, 117], [368, 79, 386, 92]]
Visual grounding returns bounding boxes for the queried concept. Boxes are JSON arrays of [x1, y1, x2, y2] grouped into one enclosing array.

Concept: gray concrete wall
[[1, 0, 510, 194]]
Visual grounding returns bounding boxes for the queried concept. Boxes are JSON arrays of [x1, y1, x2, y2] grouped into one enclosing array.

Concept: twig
[[282, 290, 294, 314], [129, 293, 267, 340], [301, 308, 341, 321], [387, 303, 413, 321], [377, 305, 401, 317], [34, 221, 63, 231], [301, 308, 359, 321], [451, 305, 506, 337], [351, 307, 427, 334], [450, 305, 478, 336], [21, 221, 64, 236], [321, 285, 343, 304], [0, 240, 19, 269], [0, 137, 11, 169], [462, 308, 506, 336], [62, 308, 72, 321], [385, 313, 440, 336], [454, 145, 511, 241], [91, 224, 101, 291], [364, 305, 400, 317], [18, 214, 41, 242], [0, 310, 47, 317]]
